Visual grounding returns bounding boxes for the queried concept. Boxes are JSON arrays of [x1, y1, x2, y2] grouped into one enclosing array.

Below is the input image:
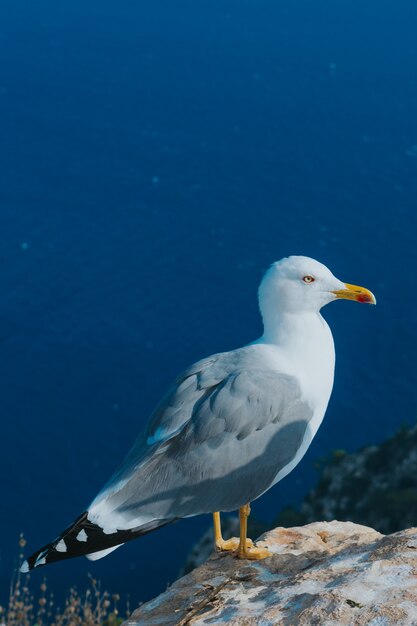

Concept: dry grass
[[0, 535, 129, 626]]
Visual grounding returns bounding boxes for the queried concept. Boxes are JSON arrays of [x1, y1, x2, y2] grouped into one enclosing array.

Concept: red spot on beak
[[357, 293, 374, 303]]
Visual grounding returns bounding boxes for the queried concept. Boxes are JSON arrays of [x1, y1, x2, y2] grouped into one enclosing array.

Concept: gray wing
[[88, 348, 313, 532]]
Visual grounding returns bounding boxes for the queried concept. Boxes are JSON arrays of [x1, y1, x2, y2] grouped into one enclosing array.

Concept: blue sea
[[1, 0, 417, 608]]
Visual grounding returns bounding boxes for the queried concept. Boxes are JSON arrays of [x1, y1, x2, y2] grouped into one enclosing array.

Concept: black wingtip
[[21, 513, 178, 572], [21, 511, 126, 572]]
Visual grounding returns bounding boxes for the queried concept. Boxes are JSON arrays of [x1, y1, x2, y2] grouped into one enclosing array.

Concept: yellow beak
[[332, 283, 376, 304]]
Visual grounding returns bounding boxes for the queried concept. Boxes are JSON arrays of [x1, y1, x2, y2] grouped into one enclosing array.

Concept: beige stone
[[125, 521, 417, 626]]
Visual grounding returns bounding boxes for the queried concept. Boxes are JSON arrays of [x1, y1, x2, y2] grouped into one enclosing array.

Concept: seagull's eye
[[303, 275, 315, 284]]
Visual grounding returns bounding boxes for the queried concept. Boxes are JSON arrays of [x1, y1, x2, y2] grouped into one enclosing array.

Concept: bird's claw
[[236, 545, 272, 560], [216, 537, 254, 552]]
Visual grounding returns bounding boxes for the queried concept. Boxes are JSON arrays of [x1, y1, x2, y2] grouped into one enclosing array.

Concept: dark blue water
[[1, 0, 417, 607]]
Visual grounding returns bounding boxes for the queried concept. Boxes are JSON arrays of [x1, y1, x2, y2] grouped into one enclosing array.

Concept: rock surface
[[125, 521, 417, 625]]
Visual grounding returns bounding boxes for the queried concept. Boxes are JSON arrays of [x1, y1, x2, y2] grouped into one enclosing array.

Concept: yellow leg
[[213, 511, 253, 552], [236, 503, 272, 560]]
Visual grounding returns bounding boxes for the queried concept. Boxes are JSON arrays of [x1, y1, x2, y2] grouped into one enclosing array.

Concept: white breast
[[255, 311, 336, 488], [258, 311, 335, 408]]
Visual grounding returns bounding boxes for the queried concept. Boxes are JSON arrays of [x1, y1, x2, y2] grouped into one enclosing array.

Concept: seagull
[[21, 256, 375, 571]]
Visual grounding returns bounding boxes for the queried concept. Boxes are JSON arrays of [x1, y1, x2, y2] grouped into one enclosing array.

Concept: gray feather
[[89, 345, 313, 529]]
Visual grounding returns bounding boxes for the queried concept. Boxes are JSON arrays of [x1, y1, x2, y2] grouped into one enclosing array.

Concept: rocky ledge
[[125, 521, 417, 626]]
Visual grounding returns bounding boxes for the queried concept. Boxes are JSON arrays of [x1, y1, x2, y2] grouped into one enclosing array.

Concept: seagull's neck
[[258, 310, 335, 409], [261, 310, 329, 347]]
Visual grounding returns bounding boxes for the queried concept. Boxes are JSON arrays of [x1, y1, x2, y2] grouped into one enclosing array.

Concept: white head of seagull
[[259, 255, 377, 315], [258, 256, 376, 333]]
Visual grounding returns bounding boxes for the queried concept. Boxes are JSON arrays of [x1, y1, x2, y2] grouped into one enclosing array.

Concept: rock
[[124, 521, 417, 625]]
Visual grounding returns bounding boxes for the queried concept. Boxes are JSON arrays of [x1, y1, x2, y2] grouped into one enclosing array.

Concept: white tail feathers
[[85, 544, 124, 561]]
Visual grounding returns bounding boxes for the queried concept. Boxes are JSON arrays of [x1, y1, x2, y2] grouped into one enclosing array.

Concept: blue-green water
[[1, 0, 417, 606]]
